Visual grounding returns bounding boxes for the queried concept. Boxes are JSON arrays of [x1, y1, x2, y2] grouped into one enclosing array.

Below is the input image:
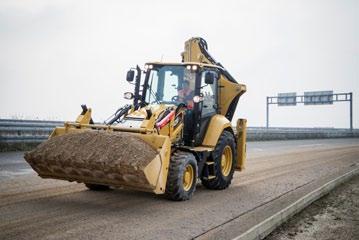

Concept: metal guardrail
[[0, 119, 358, 151], [0, 119, 62, 125], [0, 119, 62, 143]]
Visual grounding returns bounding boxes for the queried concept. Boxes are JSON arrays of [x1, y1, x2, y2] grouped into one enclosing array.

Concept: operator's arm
[[184, 90, 194, 109]]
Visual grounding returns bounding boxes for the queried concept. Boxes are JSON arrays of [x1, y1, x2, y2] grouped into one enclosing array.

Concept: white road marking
[[0, 169, 34, 178], [298, 144, 323, 148], [252, 148, 264, 152]]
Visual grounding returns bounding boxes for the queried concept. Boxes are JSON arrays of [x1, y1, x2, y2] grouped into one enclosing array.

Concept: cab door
[[194, 69, 218, 145]]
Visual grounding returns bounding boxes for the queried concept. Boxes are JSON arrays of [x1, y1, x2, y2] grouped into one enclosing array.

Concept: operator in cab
[[178, 80, 194, 109]]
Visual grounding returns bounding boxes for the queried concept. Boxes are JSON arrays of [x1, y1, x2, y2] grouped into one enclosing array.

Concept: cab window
[[200, 70, 217, 117]]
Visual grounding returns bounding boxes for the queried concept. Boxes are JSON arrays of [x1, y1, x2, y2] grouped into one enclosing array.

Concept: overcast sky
[[1, 0, 358, 128]]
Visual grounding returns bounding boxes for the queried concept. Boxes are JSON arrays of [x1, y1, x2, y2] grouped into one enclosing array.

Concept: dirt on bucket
[[24, 131, 158, 186]]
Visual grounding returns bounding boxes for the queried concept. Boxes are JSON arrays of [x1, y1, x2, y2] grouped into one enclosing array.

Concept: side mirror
[[205, 72, 215, 84], [126, 70, 135, 82]]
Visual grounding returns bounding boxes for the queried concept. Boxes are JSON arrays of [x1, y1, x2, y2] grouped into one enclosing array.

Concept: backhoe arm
[[182, 37, 246, 121], [182, 37, 219, 65]]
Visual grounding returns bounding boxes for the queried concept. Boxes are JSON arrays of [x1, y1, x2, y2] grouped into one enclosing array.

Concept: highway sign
[[304, 91, 333, 105], [278, 92, 297, 106]]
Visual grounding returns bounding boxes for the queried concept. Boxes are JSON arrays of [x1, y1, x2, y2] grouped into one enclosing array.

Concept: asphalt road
[[1, 138, 359, 240]]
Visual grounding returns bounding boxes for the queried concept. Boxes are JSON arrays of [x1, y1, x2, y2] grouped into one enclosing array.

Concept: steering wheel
[[171, 95, 180, 101]]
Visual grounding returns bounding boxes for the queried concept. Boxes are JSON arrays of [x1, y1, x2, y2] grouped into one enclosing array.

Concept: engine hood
[[117, 103, 176, 130]]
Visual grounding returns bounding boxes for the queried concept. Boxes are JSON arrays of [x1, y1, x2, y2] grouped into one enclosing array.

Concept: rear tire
[[85, 183, 110, 191], [165, 151, 198, 201], [201, 131, 237, 190]]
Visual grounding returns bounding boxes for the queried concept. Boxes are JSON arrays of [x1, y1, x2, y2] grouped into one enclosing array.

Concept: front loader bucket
[[24, 130, 171, 194]]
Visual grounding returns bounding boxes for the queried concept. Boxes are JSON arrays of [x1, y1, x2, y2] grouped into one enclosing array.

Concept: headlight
[[186, 65, 198, 71], [193, 95, 203, 103], [124, 92, 134, 100], [144, 64, 153, 70]]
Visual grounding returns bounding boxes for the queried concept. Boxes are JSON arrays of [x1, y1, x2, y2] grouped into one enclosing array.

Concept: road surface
[[1, 138, 359, 240]]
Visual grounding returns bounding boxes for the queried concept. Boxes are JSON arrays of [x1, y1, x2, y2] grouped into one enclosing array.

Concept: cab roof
[[145, 61, 224, 70]]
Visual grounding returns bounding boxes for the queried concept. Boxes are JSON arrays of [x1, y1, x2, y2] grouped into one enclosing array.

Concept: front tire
[[165, 151, 198, 201], [201, 131, 237, 190]]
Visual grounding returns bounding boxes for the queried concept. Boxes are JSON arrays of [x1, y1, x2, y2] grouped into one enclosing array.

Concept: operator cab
[[143, 63, 219, 146], [142, 63, 218, 105], [124, 62, 220, 147]]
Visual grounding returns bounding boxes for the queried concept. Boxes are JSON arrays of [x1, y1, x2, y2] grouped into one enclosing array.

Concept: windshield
[[146, 65, 196, 106]]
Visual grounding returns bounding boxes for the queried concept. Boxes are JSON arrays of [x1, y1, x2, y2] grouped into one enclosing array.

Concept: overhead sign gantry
[[266, 91, 353, 130]]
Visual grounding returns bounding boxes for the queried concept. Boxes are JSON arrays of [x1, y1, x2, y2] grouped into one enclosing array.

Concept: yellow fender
[[201, 115, 247, 172], [201, 114, 233, 147]]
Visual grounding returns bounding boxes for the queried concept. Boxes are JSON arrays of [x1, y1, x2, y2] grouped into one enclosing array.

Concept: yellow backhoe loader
[[25, 37, 247, 200]]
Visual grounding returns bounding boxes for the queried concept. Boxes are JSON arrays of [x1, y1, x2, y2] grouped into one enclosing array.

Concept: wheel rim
[[183, 164, 194, 191], [221, 146, 233, 177]]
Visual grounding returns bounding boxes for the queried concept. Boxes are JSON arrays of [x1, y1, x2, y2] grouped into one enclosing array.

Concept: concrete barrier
[[0, 119, 358, 151], [246, 127, 359, 141], [233, 167, 359, 240]]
